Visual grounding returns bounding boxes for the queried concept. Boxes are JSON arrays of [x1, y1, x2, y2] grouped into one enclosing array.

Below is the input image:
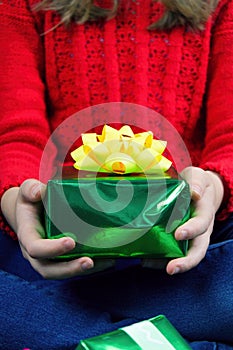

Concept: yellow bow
[[71, 125, 172, 175]]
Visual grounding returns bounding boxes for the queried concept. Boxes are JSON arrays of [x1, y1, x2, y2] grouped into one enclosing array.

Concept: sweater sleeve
[[200, 0, 233, 219], [0, 1, 56, 237]]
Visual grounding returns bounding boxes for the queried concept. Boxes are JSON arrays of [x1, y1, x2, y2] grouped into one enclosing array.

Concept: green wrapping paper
[[76, 315, 192, 349], [44, 174, 191, 259]]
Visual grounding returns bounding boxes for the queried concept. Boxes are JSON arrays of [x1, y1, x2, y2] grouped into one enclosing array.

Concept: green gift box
[[76, 314, 191, 350], [44, 173, 191, 259]]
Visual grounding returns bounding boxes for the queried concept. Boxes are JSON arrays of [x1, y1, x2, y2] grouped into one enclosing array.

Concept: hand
[[142, 166, 224, 275], [1, 179, 114, 279]]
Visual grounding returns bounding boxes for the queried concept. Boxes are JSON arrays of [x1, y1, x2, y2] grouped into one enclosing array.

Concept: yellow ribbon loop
[[70, 125, 172, 174]]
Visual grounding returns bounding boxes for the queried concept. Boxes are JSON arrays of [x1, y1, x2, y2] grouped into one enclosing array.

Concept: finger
[[22, 235, 77, 259], [28, 256, 95, 280], [166, 232, 210, 275], [16, 191, 78, 260], [19, 179, 46, 202], [175, 185, 215, 241], [175, 213, 214, 241], [16, 201, 76, 259]]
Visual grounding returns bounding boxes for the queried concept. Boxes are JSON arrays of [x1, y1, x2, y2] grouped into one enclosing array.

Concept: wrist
[[206, 171, 224, 212], [1, 187, 19, 232]]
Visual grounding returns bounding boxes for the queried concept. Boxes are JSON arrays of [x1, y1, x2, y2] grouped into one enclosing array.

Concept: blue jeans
[[0, 216, 233, 350]]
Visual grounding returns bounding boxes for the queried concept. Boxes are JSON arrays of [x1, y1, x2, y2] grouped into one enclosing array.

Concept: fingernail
[[81, 261, 93, 271], [63, 238, 75, 250], [191, 185, 202, 199], [179, 230, 188, 240], [32, 185, 40, 197], [172, 267, 180, 275]]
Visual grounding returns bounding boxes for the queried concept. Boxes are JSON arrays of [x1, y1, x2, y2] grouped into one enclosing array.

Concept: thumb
[[181, 167, 206, 201], [20, 179, 47, 203]]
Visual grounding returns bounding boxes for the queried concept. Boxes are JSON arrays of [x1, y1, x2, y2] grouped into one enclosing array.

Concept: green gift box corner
[[76, 314, 192, 350], [43, 175, 191, 259]]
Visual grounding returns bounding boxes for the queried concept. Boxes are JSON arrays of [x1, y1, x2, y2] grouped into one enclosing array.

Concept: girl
[[0, 1, 233, 348]]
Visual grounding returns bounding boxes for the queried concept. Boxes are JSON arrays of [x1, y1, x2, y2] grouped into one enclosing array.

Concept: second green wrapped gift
[[76, 314, 191, 349], [44, 174, 191, 259]]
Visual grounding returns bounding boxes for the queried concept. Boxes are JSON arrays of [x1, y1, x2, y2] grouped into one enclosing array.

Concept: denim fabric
[[0, 215, 233, 349]]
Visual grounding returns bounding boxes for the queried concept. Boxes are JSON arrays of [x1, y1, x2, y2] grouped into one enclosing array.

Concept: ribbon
[[121, 320, 176, 350], [71, 125, 172, 174]]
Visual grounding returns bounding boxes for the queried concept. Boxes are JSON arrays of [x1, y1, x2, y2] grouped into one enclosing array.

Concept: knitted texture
[[1, 0, 233, 238]]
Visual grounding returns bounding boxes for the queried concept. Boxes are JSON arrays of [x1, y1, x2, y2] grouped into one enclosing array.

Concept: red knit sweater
[[1, 0, 233, 238]]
